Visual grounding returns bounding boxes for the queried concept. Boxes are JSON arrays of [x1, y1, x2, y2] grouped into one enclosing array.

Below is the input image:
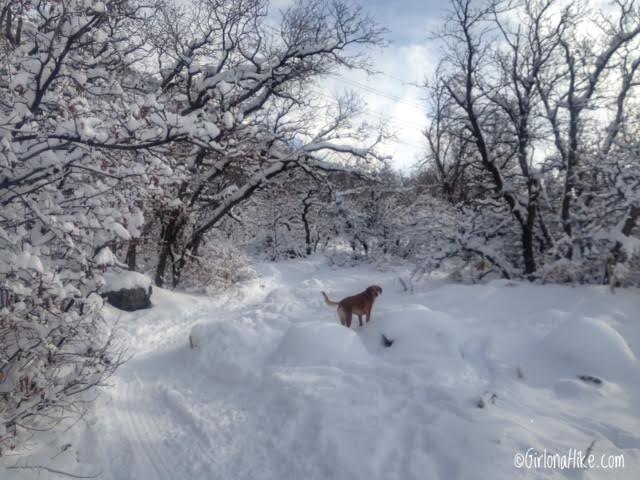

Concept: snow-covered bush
[[177, 239, 256, 294], [0, 0, 149, 451]]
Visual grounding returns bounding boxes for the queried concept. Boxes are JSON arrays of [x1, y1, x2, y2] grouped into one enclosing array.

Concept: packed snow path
[[7, 259, 640, 479]]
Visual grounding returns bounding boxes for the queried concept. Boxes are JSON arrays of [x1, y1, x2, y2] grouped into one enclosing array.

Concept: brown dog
[[322, 286, 383, 328]]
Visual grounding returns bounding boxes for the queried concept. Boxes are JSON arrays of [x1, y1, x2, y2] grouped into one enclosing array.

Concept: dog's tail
[[321, 291, 339, 306]]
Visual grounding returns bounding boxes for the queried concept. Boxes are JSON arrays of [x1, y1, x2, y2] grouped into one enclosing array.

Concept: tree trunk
[[154, 211, 184, 287], [606, 205, 640, 284], [125, 241, 137, 271], [301, 193, 313, 256], [172, 235, 203, 288], [155, 241, 172, 288], [561, 114, 579, 244], [521, 218, 536, 275]]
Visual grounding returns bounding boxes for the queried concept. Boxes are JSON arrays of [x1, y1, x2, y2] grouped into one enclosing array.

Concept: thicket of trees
[[1, 0, 638, 453], [422, 0, 640, 282], [201, 0, 640, 285]]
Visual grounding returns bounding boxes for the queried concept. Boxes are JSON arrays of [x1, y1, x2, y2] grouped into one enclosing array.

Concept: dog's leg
[[344, 308, 353, 328], [365, 305, 372, 323], [337, 306, 347, 326], [357, 314, 363, 327]]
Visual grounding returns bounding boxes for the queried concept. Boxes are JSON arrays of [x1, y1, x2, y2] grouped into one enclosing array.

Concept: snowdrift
[[5, 259, 639, 480], [535, 316, 638, 382], [270, 322, 371, 366]]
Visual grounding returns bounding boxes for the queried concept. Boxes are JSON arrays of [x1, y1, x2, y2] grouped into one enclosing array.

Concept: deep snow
[[3, 257, 639, 479]]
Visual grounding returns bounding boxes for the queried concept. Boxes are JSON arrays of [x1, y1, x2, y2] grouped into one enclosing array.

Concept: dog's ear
[[368, 285, 382, 297]]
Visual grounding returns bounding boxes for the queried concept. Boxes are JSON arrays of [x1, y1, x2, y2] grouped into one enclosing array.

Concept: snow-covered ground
[[3, 258, 640, 479]]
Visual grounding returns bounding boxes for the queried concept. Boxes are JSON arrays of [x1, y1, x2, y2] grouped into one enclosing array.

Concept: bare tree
[[422, 0, 640, 280], [534, 0, 640, 255], [137, 0, 387, 287], [428, 0, 544, 274], [423, 69, 471, 204]]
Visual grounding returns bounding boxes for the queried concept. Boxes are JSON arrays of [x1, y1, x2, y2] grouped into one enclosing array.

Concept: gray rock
[[104, 286, 152, 311]]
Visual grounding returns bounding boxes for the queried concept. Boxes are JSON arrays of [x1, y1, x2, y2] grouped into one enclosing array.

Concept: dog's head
[[366, 285, 383, 298]]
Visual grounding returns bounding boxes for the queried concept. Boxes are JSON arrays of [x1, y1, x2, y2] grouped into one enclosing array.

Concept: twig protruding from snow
[[381, 334, 394, 348]]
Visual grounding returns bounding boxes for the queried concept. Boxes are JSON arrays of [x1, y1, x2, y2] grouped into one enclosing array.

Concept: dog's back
[[321, 285, 382, 328]]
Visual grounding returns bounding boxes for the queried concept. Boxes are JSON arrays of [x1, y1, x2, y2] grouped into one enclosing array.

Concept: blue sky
[[364, 0, 446, 45]]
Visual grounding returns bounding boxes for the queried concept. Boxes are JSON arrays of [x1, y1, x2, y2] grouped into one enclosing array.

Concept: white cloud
[[325, 41, 436, 171]]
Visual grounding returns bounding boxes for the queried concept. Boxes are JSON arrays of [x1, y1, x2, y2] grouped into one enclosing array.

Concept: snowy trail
[[91, 260, 491, 480], [4, 258, 640, 479]]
